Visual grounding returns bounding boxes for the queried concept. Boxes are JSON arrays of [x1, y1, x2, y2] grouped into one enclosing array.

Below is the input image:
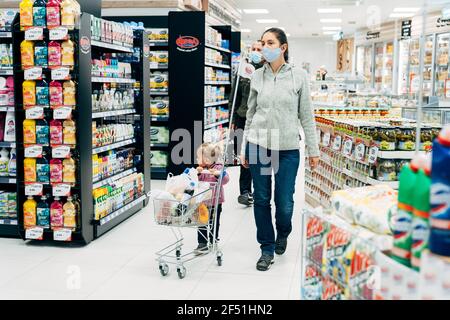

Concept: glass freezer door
[[435, 33, 450, 99], [409, 36, 434, 97], [383, 42, 394, 92], [364, 45, 373, 86], [374, 43, 384, 91], [398, 40, 410, 95]]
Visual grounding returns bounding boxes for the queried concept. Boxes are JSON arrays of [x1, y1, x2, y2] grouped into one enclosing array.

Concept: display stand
[[12, 13, 150, 244]]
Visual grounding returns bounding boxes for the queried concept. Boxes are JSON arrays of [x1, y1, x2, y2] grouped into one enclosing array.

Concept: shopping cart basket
[[151, 180, 223, 279]]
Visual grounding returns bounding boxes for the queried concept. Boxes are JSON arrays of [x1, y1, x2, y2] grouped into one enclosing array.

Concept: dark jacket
[[231, 76, 251, 122]]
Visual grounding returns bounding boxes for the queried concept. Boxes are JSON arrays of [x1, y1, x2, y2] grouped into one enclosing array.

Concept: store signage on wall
[[366, 31, 380, 40], [437, 17, 450, 28], [401, 20, 412, 40], [176, 36, 200, 52]]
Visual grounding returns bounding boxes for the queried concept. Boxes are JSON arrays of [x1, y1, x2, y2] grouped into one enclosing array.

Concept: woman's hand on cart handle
[[240, 154, 249, 169]]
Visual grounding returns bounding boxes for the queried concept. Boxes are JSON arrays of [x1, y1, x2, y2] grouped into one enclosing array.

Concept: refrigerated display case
[[374, 41, 394, 92], [435, 33, 450, 99], [401, 107, 450, 125], [398, 40, 411, 95], [374, 43, 383, 91], [409, 36, 434, 97], [356, 45, 373, 86]]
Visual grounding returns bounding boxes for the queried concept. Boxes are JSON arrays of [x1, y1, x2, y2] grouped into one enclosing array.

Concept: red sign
[[176, 36, 200, 52]]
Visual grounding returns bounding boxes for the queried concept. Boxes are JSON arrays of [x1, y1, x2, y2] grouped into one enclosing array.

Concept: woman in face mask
[[240, 28, 320, 271]]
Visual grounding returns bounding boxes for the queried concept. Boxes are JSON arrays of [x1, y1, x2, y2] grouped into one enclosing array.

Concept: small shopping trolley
[[151, 180, 223, 279]]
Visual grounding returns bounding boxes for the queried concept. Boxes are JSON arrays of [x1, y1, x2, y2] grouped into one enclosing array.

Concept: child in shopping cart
[[194, 142, 230, 255]]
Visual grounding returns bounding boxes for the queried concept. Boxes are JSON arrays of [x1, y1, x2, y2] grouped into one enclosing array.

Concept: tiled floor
[[0, 154, 307, 300]]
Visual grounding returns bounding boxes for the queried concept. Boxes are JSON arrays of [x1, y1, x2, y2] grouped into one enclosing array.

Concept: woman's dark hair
[[262, 27, 289, 62]]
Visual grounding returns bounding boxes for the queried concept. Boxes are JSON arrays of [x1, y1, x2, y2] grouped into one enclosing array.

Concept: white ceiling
[[235, 0, 448, 40]]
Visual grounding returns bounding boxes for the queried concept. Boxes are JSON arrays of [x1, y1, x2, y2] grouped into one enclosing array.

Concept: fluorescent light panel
[[393, 7, 420, 13], [243, 9, 269, 14], [318, 8, 342, 13], [320, 18, 342, 23], [322, 26, 342, 31], [256, 19, 278, 23]]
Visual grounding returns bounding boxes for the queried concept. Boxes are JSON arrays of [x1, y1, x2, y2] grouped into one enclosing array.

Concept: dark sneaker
[[238, 192, 253, 206], [256, 254, 274, 271], [194, 243, 209, 256], [248, 193, 254, 203], [275, 238, 288, 255]]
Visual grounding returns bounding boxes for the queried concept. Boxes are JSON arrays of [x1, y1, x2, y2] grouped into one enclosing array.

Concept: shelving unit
[[12, 13, 150, 244]]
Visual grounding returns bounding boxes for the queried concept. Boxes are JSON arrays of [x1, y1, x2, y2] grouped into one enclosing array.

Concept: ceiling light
[[393, 7, 420, 13], [256, 19, 278, 24], [389, 13, 415, 18], [320, 18, 342, 23], [317, 8, 342, 14], [241, 29, 252, 33], [322, 26, 342, 31], [323, 31, 339, 35], [243, 9, 269, 14]]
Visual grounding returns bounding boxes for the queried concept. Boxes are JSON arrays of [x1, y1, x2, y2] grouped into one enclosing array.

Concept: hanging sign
[[401, 20, 412, 40], [366, 31, 380, 40]]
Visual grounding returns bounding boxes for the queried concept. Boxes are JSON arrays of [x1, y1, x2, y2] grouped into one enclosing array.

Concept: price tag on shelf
[[355, 143, 366, 161], [49, 27, 69, 40], [25, 183, 44, 196], [343, 139, 353, 156], [25, 27, 44, 41], [53, 107, 72, 119], [52, 145, 71, 158], [25, 107, 45, 119], [53, 184, 71, 197], [368, 146, 379, 164], [322, 132, 331, 147], [25, 145, 43, 158], [51, 67, 70, 80], [53, 228, 72, 241], [24, 67, 42, 80], [332, 135, 342, 151], [25, 227, 44, 240]]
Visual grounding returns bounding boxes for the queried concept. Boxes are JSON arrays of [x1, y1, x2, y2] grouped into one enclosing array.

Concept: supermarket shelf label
[[49, 27, 69, 40], [343, 138, 353, 156], [332, 135, 342, 151], [52, 67, 71, 80], [25, 183, 44, 196], [53, 228, 72, 241], [26, 107, 45, 119], [24, 67, 43, 80], [322, 132, 331, 147], [53, 107, 72, 119], [93, 168, 136, 189], [25, 145, 43, 158], [52, 145, 71, 159], [25, 227, 44, 240], [53, 184, 71, 197], [99, 195, 146, 226], [0, 219, 18, 225], [368, 146, 379, 164], [25, 27, 44, 41], [355, 143, 366, 161]]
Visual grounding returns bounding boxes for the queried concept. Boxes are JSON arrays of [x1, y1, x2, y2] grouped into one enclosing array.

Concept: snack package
[[150, 97, 169, 116], [150, 72, 169, 91], [302, 265, 323, 300], [306, 215, 327, 265], [150, 126, 169, 144]]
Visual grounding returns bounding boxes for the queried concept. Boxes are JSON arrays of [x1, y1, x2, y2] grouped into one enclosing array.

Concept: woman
[[240, 28, 320, 271]]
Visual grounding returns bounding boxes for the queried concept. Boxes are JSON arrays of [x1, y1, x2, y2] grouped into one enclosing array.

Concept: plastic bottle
[[63, 118, 76, 145], [50, 196, 63, 229], [23, 196, 37, 228], [36, 79, 49, 106], [33, 0, 47, 27], [23, 80, 36, 106], [0, 148, 9, 176], [50, 158, 62, 183], [20, 0, 34, 29], [24, 157, 37, 182], [63, 80, 76, 106], [49, 81, 63, 106], [60, 0, 75, 28], [20, 40, 34, 67], [34, 41, 48, 67], [8, 148, 16, 177], [429, 125, 450, 257], [391, 155, 426, 266], [23, 119, 36, 144], [46, 0, 61, 28], [63, 195, 76, 229], [3, 111, 15, 142], [36, 195, 50, 228], [61, 39, 74, 67], [36, 152, 49, 183], [48, 41, 61, 67], [63, 156, 75, 184], [36, 118, 49, 145]]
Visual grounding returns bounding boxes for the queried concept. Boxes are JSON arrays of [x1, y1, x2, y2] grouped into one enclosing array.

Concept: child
[[194, 142, 229, 255]]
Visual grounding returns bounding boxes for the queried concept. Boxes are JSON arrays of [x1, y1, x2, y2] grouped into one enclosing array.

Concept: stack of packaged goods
[[204, 106, 228, 126], [204, 85, 226, 104], [92, 84, 135, 112], [91, 54, 133, 79], [147, 28, 168, 43], [0, 191, 17, 220], [150, 126, 169, 145], [150, 97, 169, 119], [149, 51, 168, 69], [92, 122, 134, 147], [90, 17, 134, 48], [205, 26, 229, 50], [150, 72, 169, 93], [92, 148, 136, 183]]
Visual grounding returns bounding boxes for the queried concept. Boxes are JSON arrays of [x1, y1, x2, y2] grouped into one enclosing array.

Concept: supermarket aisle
[[0, 161, 306, 300]]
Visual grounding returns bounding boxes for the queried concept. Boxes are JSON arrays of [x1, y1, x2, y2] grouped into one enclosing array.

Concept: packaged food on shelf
[[204, 85, 226, 103], [150, 97, 169, 116], [0, 9, 17, 31], [149, 51, 168, 67], [151, 150, 168, 168], [91, 17, 134, 47], [0, 191, 16, 219], [147, 28, 168, 41], [205, 26, 229, 49], [0, 76, 14, 106], [0, 43, 13, 68], [93, 148, 135, 182], [92, 84, 135, 112], [92, 122, 134, 147], [150, 72, 169, 91], [150, 126, 169, 144], [92, 54, 133, 79]]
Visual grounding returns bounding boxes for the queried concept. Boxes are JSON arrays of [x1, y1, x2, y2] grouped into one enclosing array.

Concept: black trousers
[[234, 115, 252, 195], [198, 204, 222, 244]]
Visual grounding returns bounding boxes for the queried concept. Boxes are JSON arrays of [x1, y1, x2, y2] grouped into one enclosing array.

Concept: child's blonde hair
[[197, 142, 223, 165]]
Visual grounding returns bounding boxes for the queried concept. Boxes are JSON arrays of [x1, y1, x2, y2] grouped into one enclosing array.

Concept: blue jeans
[[246, 143, 300, 256]]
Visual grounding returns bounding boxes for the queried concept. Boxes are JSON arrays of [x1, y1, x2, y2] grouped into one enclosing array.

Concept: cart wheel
[[159, 263, 169, 276], [177, 266, 186, 279]]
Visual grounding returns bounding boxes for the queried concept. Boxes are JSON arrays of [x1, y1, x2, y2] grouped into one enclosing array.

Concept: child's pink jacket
[[198, 164, 229, 204]]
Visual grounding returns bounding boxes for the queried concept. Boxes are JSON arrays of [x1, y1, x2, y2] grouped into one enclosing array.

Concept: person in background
[[241, 28, 320, 271], [231, 40, 264, 207]]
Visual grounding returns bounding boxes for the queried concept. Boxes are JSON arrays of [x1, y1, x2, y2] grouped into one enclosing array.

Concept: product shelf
[[150, 64, 168, 70], [205, 43, 231, 53], [149, 40, 168, 47], [151, 115, 169, 122], [150, 143, 169, 148], [0, 218, 17, 225], [93, 167, 137, 190], [205, 62, 231, 70], [0, 142, 16, 148], [98, 195, 146, 226], [205, 100, 229, 107], [91, 77, 136, 84], [205, 81, 231, 85], [377, 150, 421, 159], [0, 32, 12, 38], [92, 138, 136, 154], [0, 107, 15, 112], [0, 177, 16, 184], [204, 119, 229, 129], [91, 40, 134, 53], [92, 108, 136, 119], [150, 90, 169, 95], [0, 67, 13, 75]]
